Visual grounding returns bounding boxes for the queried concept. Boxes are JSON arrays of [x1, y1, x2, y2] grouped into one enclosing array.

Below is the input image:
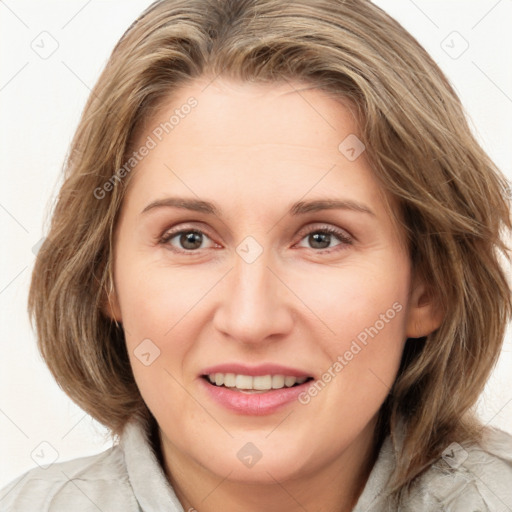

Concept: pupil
[[181, 231, 202, 250], [310, 232, 330, 249]]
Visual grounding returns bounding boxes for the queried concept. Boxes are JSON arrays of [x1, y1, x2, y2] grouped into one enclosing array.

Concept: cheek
[[299, 257, 408, 334], [115, 259, 216, 408], [116, 258, 209, 341], [116, 264, 203, 420], [292, 256, 410, 387]]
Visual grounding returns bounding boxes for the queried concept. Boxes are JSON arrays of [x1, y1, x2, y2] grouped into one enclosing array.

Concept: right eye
[[159, 227, 219, 253]]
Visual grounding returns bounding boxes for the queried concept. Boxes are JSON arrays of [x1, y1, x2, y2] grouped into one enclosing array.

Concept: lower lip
[[199, 377, 314, 415]]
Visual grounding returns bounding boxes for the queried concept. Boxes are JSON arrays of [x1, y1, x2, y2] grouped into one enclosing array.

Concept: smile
[[203, 373, 312, 392], [200, 373, 315, 415]]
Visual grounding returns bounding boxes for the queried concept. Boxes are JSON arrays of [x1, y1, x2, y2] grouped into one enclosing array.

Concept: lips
[[197, 362, 315, 414], [199, 373, 315, 415]]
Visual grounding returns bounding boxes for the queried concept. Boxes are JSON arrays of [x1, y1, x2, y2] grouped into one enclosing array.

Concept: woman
[[2, 0, 512, 510]]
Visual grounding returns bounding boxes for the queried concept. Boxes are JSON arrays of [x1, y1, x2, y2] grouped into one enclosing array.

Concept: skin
[[105, 77, 442, 512]]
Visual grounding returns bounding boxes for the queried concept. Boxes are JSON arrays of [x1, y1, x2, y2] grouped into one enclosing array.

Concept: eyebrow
[[140, 197, 375, 217]]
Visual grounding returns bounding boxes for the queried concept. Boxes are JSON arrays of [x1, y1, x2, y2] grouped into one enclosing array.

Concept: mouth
[[201, 373, 315, 393], [199, 371, 316, 415]]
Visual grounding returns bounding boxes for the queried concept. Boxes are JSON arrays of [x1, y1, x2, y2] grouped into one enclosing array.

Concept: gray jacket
[[1, 418, 512, 511]]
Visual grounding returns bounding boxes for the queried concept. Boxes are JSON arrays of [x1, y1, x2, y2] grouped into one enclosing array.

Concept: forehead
[[122, 77, 403, 237], [135, 77, 358, 154]]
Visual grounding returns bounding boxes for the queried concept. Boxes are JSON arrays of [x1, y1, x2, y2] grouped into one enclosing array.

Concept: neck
[[157, 416, 381, 512]]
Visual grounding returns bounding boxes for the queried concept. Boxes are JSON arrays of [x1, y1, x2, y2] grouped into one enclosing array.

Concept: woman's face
[[107, 77, 439, 485]]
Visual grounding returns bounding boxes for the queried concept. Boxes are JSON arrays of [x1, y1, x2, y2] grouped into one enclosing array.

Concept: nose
[[213, 251, 294, 347]]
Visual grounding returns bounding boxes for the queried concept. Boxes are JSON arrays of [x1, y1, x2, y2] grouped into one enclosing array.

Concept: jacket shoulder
[[409, 427, 512, 511], [0, 444, 138, 511]]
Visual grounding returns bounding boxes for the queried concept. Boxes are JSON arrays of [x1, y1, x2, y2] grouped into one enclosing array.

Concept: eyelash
[[158, 224, 353, 255]]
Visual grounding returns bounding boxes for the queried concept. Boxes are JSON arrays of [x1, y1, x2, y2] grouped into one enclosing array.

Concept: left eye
[[296, 227, 352, 251], [159, 226, 352, 253]]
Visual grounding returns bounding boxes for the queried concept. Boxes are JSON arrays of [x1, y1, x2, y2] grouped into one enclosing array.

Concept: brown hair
[[28, 0, 511, 497]]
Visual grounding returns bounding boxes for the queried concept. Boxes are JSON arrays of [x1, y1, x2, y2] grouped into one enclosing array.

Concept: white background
[[1, 0, 511, 491]]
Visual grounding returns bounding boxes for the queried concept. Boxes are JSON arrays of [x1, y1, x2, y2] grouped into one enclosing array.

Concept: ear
[[405, 273, 443, 338], [101, 279, 123, 323]]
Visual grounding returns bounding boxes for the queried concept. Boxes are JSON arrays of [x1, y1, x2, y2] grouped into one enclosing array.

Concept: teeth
[[272, 375, 285, 389], [284, 376, 296, 387], [206, 373, 309, 391], [224, 373, 236, 387]]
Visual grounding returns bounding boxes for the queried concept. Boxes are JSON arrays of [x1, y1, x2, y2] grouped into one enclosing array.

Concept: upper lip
[[200, 363, 313, 378]]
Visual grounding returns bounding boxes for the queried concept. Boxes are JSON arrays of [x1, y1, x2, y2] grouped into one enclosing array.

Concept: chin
[[195, 439, 314, 484]]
